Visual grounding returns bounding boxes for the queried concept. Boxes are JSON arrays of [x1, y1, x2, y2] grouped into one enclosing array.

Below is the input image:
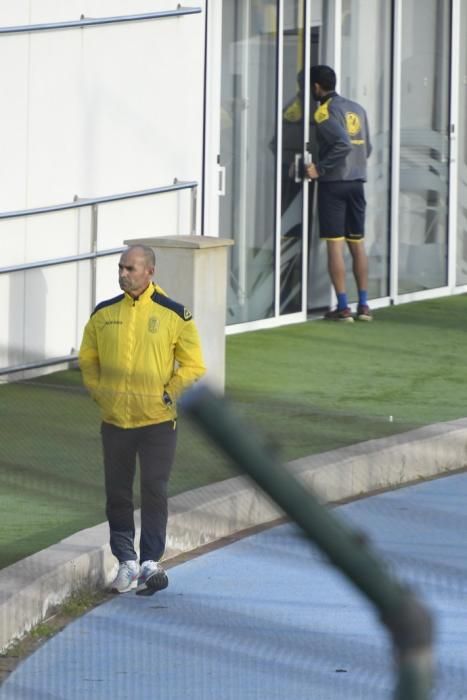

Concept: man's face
[[311, 82, 322, 102], [118, 249, 154, 297]]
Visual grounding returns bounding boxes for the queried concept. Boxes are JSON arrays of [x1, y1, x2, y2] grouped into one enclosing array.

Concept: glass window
[[340, 0, 392, 301], [219, 1, 278, 323], [398, 0, 451, 294], [457, 1, 467, 286]]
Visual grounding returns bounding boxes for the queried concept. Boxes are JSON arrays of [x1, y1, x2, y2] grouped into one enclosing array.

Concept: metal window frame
[[390, 0, 402, 303], [329, 0, 342, 311], [274, 0, 311, 323], [448, 0, 460, 289], [274, 1, 284, 318], [301, 0, 311, 317]]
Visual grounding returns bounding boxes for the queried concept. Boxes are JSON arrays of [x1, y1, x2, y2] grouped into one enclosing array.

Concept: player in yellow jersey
[[80, 245, 205, 594]]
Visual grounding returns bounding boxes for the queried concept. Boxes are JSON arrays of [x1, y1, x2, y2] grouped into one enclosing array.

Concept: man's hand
[[306, 163, 319, 180]]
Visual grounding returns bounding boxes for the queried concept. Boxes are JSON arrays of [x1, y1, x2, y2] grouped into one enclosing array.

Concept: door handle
[[218, 165, 226, 196], [294, 152, 313, 182], [294, 153, 303, 183]]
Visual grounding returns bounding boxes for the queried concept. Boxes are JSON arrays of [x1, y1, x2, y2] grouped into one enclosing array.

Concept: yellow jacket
[[79, 282, 205, 428]]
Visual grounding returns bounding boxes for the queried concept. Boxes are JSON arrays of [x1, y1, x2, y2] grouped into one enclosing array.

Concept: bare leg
[[347, 240, 372, 320], [326, 239, 347, 294], [347, 240, 368, 291]]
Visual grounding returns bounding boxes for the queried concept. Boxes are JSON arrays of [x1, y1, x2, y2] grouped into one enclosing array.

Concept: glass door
[[398, 0, 451, 294], [306, 1, 337, 312], [279, 0, 308, 314], [218, 0, 279, 324], [217, 0, 331, 326], [340, 0, 392, 302], [281, 0, 337, 315]]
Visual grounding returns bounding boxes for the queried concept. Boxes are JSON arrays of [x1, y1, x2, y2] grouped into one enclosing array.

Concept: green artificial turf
[[1, 295, 466, 568], [226, 296, 467, 448]]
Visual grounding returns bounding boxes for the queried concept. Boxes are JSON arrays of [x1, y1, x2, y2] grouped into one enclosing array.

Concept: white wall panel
[[0, 220, 27, 267], [25, 210, 81, 262], [80, 18, 204, 197], [26, 31, 86, 207], [0, 33, 29, 211], [94, 254, 122, 308], [0, 0, 206, 370], [0, 273, 25, 370]]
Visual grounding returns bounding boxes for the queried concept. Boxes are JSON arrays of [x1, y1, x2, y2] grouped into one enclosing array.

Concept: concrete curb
[[1, 418, 467, 652]]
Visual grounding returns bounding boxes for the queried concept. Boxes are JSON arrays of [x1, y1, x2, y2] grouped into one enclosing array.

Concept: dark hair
[[297, 69, 304, 92], [310, 65, 336, 91]]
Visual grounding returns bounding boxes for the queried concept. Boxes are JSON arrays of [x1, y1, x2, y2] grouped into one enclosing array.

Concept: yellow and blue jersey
[[79, 282, 205, 428]]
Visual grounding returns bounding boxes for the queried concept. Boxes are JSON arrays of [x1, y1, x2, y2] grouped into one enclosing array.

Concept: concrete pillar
[[124, 235, 234, 391]]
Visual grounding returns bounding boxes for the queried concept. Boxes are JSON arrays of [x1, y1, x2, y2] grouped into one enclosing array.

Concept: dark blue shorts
[[317, 180, 366, 241]]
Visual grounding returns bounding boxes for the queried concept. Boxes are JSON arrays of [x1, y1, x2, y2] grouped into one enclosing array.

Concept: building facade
[[208, 0, 467, 334], [0, 1, 466, 371]]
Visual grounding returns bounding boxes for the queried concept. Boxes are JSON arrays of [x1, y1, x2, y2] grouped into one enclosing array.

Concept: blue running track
[[1, 473, 466, 699]]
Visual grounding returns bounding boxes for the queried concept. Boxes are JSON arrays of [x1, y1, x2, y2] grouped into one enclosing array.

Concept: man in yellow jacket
[[79, 245, 205, 595]]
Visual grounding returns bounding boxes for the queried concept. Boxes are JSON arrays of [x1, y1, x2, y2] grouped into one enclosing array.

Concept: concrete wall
[[0, 1, 206, 371]]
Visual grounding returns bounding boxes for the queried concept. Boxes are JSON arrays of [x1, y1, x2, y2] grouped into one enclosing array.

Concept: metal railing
[[0, 355, 79, 377], [0, 247, 126, 276], [0, 181, 198, 223], [0, 180, 198, 275], [0, 7, 202, 35], [0, 180, 198, 376]]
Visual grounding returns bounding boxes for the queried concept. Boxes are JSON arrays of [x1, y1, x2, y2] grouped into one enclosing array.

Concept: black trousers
[[101, 420, 177, 564]]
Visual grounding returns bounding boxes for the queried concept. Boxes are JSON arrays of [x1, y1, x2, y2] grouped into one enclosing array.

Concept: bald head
[[128, 245, 156, 267], [118, 245, 156, 298]]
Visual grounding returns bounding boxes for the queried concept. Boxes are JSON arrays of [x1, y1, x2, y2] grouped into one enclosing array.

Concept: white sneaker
[[111, 560, 140, 593], [137, 560, 168, 594]]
